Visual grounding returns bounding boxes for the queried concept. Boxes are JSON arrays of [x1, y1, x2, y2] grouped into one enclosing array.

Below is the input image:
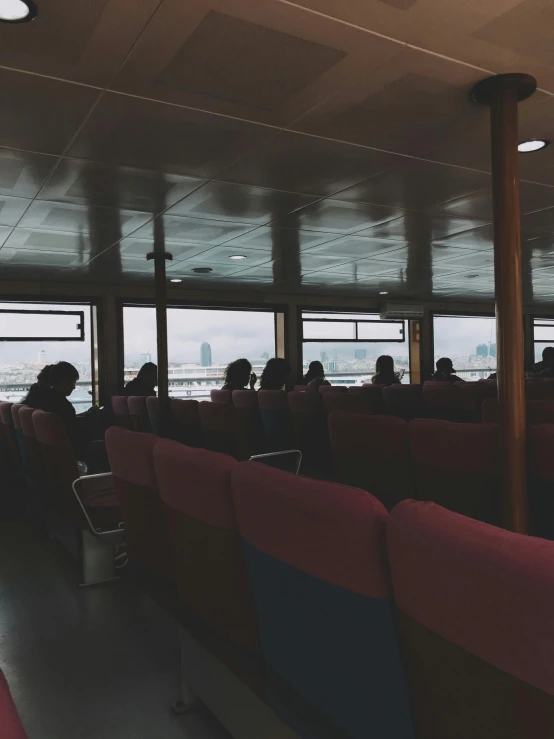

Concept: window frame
[[532, 315, 554, 363], [301, 314, 406, 343], [430, 310, 498, 375], [0, 308, 85, 342]]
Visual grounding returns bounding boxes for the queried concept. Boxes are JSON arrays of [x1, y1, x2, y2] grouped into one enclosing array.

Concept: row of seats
[[330, 412, 554, 535], [105, 427, 554, 739]]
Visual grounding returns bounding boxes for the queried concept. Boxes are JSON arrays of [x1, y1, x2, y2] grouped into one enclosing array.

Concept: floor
[[0, 518, 233, 739]]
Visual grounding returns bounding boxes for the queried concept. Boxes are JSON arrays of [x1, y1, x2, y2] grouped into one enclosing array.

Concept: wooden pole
[[472, 73, 536, 533], [147, 217, 172, 436]]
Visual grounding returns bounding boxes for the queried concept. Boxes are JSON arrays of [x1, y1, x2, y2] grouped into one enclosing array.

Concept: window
[[122, 305, 278, 399], [301, 311, 410, 384], [533, 318, 554, 365], [0, 301, 94, 411], [433, 314, 496, 380]]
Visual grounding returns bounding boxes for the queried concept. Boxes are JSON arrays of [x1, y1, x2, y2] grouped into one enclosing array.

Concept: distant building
[[355, 349, 367, 360], [320, 351, 328, 362], [476, 344, 488, 357], [489, 343, 497, 358], [139, 353, 151, 365], [38, 349, 47, 364], [261, 352, 270, 361], [200, 342, 212, 367]]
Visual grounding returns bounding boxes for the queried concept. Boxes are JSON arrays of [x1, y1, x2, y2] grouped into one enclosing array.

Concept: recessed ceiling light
[[170, 278, 182, 283], [518, 139, 550, 153], [229, 254, 247, 260], [379, 291, 388, 295], [192, 267, 213, 274], [0, 0, 37, 22]]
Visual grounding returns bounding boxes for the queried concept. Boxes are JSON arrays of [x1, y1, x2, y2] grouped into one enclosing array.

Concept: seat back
[[409, 419, 501, 524], [111, 396, 131, 429], [169, 398, 201, 447], [354, 384, 386, 413], [322, 392, 372, 416], [328, 412, 412, 509], [529, 424, 554, 539], [0, 401, 19, 465], [526, 379, 554, 400], [211, 389, 232, 403], [105, 427, 177, 614], [198, 401, 249, 460], [232, 462, 414, 739], [32, 409, 81, 523], [388, 500, 554, 739], [232, 390, 265, 456], [423, 383, 475, 422], [0, 669, 28, 739], [481, 396, 498, 423], [146, 396, 160, 435], [153, 440, 260, 685], [383, 385, 424, 421], [287, 391, 331, 477], [318, 385, 347, 395], [127, 396, 151, 433], [482, 397, 554, 426], [19, 407, 43, 480], [258, 390, 292, 452]]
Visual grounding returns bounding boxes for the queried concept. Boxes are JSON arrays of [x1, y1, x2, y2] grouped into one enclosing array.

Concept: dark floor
[[0, 519, 232, 739]]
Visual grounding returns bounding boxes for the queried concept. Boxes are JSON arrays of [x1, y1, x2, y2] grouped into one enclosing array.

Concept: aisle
[[0, 521, 232, 739]]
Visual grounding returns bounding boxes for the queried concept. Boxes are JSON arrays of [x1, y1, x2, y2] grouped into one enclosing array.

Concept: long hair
[[375, 355, 395, 377], [49, 361, 79, 386], [260, 358, 291, 391], [223, 358, 252, 389], [37, 364, 53, 386], [303, 360, 325, 384]]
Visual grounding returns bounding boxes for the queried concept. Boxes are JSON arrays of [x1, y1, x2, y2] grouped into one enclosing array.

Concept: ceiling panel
[[165, 181, 318, 224], [171, 244, 274, 269], [220, 130, 403, 195], [67, 92, 276, 178], [359, 212, 489, 241], [0, 0, 161, 86], [336, 159, 490, 212], [0, 149, 57, 199], [17, 201, 150, 238], [38, 159, 206, 213], [131, 214, 258, 245], [280, 199, 402, 234], [111, 0, 401, 127], [0, 196, 31, 226], [0, 69, 100, 155], [1, 227, 93, 256], [221, 225, 341, 252]]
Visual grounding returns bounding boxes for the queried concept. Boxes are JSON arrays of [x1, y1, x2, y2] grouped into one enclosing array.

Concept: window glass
[[303, 320, 356, 340], [301, 311, 410, 384], [123, 306, 277, 399], [533, 318, 554, 363], [0, 301, 93, 411], [433, 314, 496, 379]]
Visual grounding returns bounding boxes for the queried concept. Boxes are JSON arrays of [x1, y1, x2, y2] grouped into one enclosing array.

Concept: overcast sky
[[0, 304, 502, 368]]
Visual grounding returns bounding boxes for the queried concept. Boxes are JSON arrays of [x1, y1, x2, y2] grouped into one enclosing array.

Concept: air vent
[[380, 302, 424, 319], [192, 267, 212, 274], [157, 11, 346, 110]]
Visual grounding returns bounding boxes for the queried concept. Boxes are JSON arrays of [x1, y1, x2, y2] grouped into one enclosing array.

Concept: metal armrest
[[249, 449, 303, 475], [72, 473, 124, 540]]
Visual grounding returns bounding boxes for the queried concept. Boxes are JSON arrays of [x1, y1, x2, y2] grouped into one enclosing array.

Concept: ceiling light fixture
[[192, 267, 213, 274], [379, 291, 388, 295], [518, 139, 550, 153], [229, 254, 247, 260], [170, 278, 182, 283], [0, 0, 37, 23]]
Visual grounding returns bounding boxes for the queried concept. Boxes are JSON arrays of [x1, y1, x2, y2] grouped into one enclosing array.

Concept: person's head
[[436, 357, 455, 375], [260, 358, 291, 390], [37, 364, 53, 386], [542, 347, 554, 366], [137, 362, 158, 387], [375, 355, 395, 377], [49, 361, 79, 396], [223, 358, 252, 389], [304, 360, 325, 383]]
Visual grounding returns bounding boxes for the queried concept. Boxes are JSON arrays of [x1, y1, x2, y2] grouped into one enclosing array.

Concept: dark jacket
[[121, 378, 156, 397]]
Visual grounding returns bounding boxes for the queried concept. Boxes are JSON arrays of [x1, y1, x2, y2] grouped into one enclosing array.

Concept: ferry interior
[[2, 1, 554, 738]]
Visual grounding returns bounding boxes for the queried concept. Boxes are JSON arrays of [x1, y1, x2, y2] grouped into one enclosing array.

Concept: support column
[[472, 73, 536, 533], [147, 220, 173, 436]]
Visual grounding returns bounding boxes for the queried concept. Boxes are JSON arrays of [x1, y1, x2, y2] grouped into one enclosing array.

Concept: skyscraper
[[354, 349, 366, 360], [200, 342, 212, 367], [139, 353, 151, 365], [489, 343, 497, 358], [320, 351, 328, 362], [476, 343, 488, 357], [38, 349, 47, 364]]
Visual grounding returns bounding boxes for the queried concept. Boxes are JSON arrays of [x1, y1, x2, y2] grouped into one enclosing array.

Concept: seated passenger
[[432, 357, 465, 382], [122, 362, 157, 397], [222, 358, 257, 391], [302, 361, 331, 390], [372, 355, 401, 385], [534, 346, 554, 374], [259, 358, 291, 391], [23, 363, 53, 407]]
